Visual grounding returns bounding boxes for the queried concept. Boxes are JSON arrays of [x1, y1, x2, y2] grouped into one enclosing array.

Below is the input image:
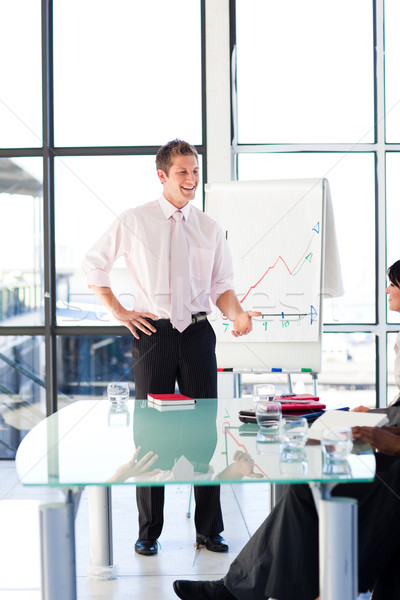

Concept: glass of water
[[253, 383, 276, 404], [321, 427, 353, 463], [279, 451, 308, 476], [107, 381, 130, 405], [281, 416, 309, 454], [255, 400, 282, 442]]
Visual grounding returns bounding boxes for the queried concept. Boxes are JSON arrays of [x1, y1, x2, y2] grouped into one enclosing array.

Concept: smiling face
[[157, 154, 199, 209], [386, 260, 400, 314], [387, 281, 400, 313]]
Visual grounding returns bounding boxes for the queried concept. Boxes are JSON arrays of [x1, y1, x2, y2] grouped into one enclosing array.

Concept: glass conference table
[[16, 398, 375, 600]]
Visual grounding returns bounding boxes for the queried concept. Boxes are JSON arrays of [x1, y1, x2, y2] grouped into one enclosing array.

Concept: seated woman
[[354, 260, 400, 423]]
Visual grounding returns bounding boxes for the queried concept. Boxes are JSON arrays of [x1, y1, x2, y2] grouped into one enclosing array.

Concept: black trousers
[[132, 318, 224, 540]]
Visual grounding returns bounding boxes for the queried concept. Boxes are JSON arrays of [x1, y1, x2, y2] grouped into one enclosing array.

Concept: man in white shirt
[[82, 139, 260, 556]]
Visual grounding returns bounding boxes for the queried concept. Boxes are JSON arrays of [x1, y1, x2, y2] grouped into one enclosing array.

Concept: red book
[[147, 393, 195, 406]]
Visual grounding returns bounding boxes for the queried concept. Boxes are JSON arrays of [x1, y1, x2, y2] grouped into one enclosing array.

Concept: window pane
[[0, 0, 42, 148], [0, 158, 44, 326], [236, 0, 374, 144], [57, 335, 134, 399], [384, 0, 400, 142], [54, 155, 203, 325], [386, 153, 400, 325], [53, 0, 202, 147], [320, 332, 376, 408], [238, 152, 376, 323], [0, 336, 46, 458]]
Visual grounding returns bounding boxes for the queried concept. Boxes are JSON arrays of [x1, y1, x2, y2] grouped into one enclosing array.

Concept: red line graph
[[240, 229, 317, 304]]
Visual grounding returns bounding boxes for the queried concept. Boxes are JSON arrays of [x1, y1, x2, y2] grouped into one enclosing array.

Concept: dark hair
[[387, 260, 400, 288], [155, 139, 198, 175]]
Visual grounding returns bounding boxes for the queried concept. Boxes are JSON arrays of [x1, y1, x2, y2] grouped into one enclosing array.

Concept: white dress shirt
[[82, 195, 234, 318], [392, 331, 400, 404]]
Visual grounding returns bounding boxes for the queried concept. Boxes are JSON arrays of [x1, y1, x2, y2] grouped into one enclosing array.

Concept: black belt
[[190, 312, 208, 324], [155, 312, 208, 328]]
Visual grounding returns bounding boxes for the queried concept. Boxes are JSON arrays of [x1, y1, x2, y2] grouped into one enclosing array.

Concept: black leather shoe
[[173, 579, 236, 600], [134, 539, 158, 555], [195, 534, 229, 552]]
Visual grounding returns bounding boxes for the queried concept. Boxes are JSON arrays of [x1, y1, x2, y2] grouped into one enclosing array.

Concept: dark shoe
[[134, 538, 158, 555], [173, 579, 236, 600], [196, 534, 229, 552]]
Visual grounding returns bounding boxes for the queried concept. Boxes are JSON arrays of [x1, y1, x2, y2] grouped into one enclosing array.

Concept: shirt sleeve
[[81, 212, 130, 288], [210, 225, 235, 305]]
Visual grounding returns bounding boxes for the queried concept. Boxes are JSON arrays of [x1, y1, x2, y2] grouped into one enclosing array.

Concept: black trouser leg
[[177, 321, 223, 535], [136, 486, 165, 540], [194, 485, 224, 536], [132, 320, 223, 539]]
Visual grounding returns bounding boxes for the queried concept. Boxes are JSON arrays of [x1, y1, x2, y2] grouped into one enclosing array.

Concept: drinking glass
[[322, 460, 352, 476], [280, 416, 309, 453], [279, 451, 308, 476], [107, 381, 129, 405], [253, 383, 276, 404], [256, 431, 282, 455], [321, 427, 353, 463], [255, 400, 282, 442]]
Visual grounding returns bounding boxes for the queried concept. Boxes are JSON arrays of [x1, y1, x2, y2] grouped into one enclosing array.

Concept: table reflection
[[107, 399, 262, 483]]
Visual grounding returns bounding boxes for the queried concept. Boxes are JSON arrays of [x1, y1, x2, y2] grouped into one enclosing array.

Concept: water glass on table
[[280, 416, 309, 457], [321, 427, 353, 463], [279, 452, 308, 476], [255, 400, 282, 442], [253, 383, 276, 404], [107, 382, 130, 405]]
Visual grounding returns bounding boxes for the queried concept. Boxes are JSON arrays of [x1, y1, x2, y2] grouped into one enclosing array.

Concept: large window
[[0, 0, 397, 458], [235, 0, 374, 145], [384, 0, 400, 142], [0, 0, 42, 148], [0, 336, 45, 459], [53, 0, 202, 147], [0, 159, 43, 327], [234, 0, 395, 409], [0, 0, 204, 458]]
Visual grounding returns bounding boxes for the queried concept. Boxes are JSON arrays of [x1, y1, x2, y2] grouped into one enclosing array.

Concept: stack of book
[[147, 393, 196, 411]]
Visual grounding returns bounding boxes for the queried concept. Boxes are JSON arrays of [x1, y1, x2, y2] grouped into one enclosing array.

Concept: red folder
[[275, 394, 325, 413]]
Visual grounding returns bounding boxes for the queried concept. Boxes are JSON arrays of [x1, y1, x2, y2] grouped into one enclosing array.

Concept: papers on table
[[308, 410, 389, 441]]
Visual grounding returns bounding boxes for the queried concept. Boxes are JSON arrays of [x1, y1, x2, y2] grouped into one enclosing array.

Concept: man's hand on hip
[[116, 308, 158, 339]]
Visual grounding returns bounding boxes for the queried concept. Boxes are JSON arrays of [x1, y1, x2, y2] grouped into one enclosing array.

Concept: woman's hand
[[352, 426, 400, 455]]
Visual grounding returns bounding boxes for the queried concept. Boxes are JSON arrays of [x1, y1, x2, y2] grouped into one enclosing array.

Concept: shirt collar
[[158, 195, 191, 221]]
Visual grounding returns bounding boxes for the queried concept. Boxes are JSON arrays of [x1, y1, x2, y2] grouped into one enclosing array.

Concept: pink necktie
[[170, 211, 192, 332]]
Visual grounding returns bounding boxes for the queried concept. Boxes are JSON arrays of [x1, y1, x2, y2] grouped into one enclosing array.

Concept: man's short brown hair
[[155, 139, 198, 175]]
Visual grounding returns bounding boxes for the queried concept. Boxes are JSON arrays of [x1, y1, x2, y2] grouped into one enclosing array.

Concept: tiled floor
[[0, 460, 271, 599]]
